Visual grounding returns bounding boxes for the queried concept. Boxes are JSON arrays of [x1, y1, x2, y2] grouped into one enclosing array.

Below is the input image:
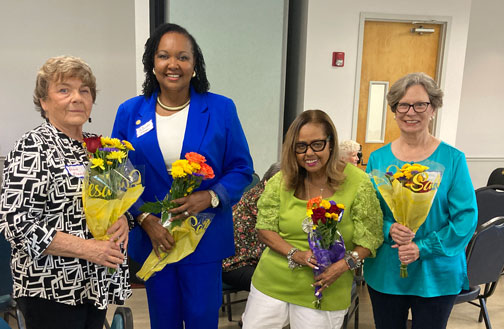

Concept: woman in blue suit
[[111, 23, 253, 329]]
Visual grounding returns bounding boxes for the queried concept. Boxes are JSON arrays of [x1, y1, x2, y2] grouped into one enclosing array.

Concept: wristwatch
[[344, 250, 362, 270], [208, 190, 220, 208]]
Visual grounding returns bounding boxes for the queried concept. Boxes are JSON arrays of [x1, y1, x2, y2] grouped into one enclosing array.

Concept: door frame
[[351, 12, 451, 141]]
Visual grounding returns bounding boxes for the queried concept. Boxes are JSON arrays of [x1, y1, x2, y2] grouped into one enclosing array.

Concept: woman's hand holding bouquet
[[370, 161, 444, 277], [136, 152, 216, 281], [82, 136, 144, 272], [304, 196, 346, 308]]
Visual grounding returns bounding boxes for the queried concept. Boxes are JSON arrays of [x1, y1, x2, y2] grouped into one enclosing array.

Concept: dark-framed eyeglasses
[[295, 139, 329, 154], [395, 102, 430, 113]]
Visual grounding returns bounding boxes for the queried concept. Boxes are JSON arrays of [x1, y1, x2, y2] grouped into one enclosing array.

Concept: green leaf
[[139, 201, 163, 213]]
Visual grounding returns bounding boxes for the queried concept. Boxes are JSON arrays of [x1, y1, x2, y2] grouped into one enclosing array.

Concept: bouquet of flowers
[[305, 196, 346, 308], [136, 152, 215, 281], [370, 161, 444, 277], [82, 136, 144, 243]]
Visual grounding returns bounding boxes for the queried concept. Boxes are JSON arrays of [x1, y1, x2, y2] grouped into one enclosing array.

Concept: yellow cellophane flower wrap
[[136, 212, 215, 281], [376, 176, 438, 233], [371, 160, 444, 278], [82, 183, 144, 240]]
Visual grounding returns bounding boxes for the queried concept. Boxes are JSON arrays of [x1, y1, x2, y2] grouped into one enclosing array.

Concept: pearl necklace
[[157, 96, 190, 111]]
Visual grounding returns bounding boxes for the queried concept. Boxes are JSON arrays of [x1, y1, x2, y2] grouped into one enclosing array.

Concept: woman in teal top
[[242, 110, 383, 329], [363, 73, 477, 329]]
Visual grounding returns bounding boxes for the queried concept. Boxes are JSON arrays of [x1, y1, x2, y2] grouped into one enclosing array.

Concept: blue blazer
[[112, 87, 253, 264]]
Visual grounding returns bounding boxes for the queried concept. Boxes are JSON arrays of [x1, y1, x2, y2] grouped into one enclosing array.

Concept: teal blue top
[[363, 142, 477, 297]]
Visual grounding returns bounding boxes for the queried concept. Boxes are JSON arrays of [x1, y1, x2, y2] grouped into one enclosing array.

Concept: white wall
[[166, 0, 288, 177], [456, 0, 504, 188], [302, 0, 472, 146], [0, 1, 137, 155]]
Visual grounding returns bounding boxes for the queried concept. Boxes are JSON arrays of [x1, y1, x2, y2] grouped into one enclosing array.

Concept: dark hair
[[262, 162, 281, 183], [281, 109, 345, 192], [142, 23, 209, 97]]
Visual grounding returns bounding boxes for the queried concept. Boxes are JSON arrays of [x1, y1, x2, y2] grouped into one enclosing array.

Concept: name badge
[[65, 164, 86, 178], [136, 120, 154, 138]]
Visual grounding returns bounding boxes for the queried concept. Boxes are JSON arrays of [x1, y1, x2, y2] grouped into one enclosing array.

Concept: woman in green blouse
[[242, 110, 383, 329]]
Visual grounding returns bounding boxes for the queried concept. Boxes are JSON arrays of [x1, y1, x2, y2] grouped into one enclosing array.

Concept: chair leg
[[225, 292, 233, 322], [342, 314, 348, 329], [354, 296, 359, 329], [479, 284, 490, 323], [478, 297, 492, 329]]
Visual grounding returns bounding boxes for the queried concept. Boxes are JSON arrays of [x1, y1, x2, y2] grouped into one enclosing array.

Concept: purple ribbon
[[308, 230, 346, 302]]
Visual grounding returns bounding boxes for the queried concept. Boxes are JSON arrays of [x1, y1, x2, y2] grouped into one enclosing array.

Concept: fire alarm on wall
[[332, 52, 344, 67]]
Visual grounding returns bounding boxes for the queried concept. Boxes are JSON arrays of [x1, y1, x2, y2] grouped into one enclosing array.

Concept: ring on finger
[[323, 283, 329, 288], [307, 255, 312, 263], [184, 210, 190, 216]]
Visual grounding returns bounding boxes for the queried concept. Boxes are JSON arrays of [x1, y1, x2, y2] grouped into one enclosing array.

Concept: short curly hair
[[33, 56, 96, 119], [339, 140, 360, 158], [142, 23, 209, 97], [387, 72, 443, 113]]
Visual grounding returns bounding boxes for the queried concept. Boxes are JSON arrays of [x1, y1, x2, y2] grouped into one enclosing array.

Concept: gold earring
[[192, 71, 196, 78], [153, 68, 156, 75]]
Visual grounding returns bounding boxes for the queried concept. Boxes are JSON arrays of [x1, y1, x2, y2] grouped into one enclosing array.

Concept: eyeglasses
[[395, 102, 430, 113], [295, 139, 329, 154]]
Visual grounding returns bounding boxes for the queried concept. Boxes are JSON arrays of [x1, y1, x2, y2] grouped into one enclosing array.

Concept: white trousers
[[242, 284, 347, 329]]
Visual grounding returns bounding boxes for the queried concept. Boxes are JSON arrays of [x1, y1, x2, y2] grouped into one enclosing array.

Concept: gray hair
[[387, 72, 443, 113]]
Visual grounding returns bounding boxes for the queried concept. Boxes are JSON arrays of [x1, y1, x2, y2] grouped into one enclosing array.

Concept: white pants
[[242, 284, 347, 329]]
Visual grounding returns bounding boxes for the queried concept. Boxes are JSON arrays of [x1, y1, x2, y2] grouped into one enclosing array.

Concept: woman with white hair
[[339, 140, 361, 166]]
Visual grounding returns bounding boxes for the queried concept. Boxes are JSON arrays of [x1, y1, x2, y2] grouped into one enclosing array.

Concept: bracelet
[[137, 212, 150, 226], [344, 250, 362, 270], [287, 247, 303, 269]]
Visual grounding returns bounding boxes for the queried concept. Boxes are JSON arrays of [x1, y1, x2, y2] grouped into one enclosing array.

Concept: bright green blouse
[[252, 164, 383, 311]]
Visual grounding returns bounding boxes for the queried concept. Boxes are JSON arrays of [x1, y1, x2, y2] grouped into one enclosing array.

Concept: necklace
[[157, 96, 190, 111]]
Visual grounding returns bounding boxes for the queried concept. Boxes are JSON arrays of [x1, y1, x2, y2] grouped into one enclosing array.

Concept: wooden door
[[356, 21, 441, 167]]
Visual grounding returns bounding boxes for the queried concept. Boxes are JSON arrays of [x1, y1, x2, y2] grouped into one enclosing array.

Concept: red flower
[[83, 136, 102, 153], [185, 152, 206, 164], [329, 204, 340, 214], [312, 208, 326, 221]]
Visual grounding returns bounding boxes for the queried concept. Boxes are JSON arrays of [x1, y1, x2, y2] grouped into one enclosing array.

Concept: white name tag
[[65, 164, 86, 178], [136, 120, 154, 138]]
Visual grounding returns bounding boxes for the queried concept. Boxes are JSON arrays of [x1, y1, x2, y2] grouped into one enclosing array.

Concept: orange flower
[[185, 152, 206, 164], [199, 162, 215, 179], [307, 196, 322, 211]]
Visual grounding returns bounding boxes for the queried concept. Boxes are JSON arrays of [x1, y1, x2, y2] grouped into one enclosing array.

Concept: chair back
[[487, 168, 504, 186], [475, 185, 504, 228], [465, 216, 504, 287], [243, 173, 260, 193], [0, 234, 12, 296]]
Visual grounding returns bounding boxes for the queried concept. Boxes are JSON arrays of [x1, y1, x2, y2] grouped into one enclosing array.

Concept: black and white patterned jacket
[[0, 122, 131, 309]]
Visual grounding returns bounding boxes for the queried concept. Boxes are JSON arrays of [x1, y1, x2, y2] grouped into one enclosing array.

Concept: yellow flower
[[393, 172, 405, 179], [325, 212, 331, 218], [122, 140, 135, 151], [331, 213, 340, 220], [171, 165, 186, 178], [337, 203, 345, 209], [187, 186, 194, 193], [190, 161, 201, 172], [100, 136, 113, 146], [107, 161, 113, 165], [182, 161, 195, 174], [307, 209, 313, 216], [320, 200, 331, 209], [90, 158, 105, 170], [106, 151, 127, 163], [312, 225, 318, 230]]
